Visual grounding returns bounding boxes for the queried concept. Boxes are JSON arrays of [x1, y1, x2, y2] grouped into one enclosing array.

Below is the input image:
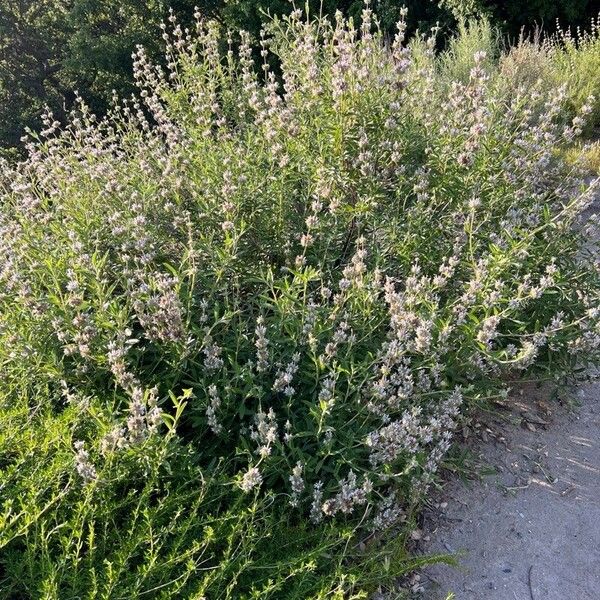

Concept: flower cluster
[[74, 441, 97, 483]]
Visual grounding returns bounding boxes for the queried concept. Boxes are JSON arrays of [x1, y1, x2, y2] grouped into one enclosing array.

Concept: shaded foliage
[[0, 0, 201, 155]]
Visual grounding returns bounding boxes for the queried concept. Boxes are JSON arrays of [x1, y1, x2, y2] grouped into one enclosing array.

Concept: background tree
[[0, 0, 72, 156], [0, 0, 202, 157], [441, 0, 598, 38]]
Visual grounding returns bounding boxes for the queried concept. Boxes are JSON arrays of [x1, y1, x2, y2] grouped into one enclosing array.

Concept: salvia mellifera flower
[[240, 466, 263, 493], [74, 441, 97, 483]]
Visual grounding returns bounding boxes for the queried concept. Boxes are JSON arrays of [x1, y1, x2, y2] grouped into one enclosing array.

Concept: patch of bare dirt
[[419, 382, 600, 599]]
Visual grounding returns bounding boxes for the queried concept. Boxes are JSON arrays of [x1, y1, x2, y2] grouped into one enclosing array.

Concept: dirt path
[[419, 383, 600, 599]]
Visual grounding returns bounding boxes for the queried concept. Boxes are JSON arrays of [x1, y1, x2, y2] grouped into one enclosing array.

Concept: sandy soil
[[419, 382, 600, 600]]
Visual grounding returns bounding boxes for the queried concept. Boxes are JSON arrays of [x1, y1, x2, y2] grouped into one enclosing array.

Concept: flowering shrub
[[549, 14, 600, 128], [498, 13, 600, 129], [1, 5, 599, 597]]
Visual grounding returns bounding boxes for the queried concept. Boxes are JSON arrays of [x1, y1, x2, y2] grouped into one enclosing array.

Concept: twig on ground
[[504, 481, 531, 492], [528, 565, 535, 600]]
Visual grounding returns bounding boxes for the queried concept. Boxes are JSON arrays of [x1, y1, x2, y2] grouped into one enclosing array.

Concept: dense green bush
[[1, 5, 599, 598], [549, 18, 600, 128]]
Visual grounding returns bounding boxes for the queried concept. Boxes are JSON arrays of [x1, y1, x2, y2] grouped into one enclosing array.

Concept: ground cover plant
[[1, 4, 599, 598]]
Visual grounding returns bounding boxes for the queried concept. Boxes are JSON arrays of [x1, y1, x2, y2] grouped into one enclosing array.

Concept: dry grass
[[562, 137, 600, 174]]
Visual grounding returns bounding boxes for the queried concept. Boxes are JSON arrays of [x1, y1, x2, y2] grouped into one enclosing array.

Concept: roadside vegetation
[[0, 5, 599, 599]]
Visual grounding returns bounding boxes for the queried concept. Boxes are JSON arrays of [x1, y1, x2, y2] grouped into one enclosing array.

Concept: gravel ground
[[418, 382, 600, 600]]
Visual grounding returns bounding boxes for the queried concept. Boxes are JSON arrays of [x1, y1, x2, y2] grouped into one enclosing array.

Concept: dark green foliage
[[442, 0, 599, 38], [485, 0, 598, 39], [0, 1, 72, 153], [0, 0, 202, 156]]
